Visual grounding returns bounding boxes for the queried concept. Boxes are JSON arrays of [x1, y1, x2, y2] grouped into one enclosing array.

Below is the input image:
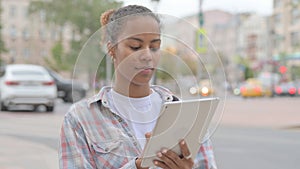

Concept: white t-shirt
[[107, 89, 163, 149]]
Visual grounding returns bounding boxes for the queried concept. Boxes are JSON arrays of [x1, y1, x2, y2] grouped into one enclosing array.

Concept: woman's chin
[[131, 77, 152, 86]]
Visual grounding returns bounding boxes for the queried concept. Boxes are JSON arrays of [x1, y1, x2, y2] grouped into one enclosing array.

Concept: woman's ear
[[107, 42, 115, 58]]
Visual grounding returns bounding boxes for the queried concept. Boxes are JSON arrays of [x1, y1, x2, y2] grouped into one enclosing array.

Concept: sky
[[120, 0, 273, 17]]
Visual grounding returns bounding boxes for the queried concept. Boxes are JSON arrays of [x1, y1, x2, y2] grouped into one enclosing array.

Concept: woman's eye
[[130, 46, 141, 51], [150, 47, 160, 52]]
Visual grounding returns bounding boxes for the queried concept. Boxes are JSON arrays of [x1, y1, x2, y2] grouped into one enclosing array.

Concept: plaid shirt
[[59, 86, 218, 169]]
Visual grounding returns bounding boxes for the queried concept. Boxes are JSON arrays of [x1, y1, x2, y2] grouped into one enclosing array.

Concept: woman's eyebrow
[[127, 37, 161, 43], [127, 37, 143, 42]]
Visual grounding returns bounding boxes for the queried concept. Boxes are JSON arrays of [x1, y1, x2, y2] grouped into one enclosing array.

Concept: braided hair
[[100, 5, 161, 43]]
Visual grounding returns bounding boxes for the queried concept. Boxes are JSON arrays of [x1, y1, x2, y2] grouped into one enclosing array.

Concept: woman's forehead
[[118, 16, 160, 40]]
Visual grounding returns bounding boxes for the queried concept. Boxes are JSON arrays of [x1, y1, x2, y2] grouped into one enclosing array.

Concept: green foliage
[[291, 66, 300, 80], [156, 49, 201, 81], [156, 54, 176, 81], [0, 1, 7, 62], [45, 41, 68, 71], [0, 25, 6, 55], [181, 56, 198, 76], [29, 0, 122, 37], [233, 55, 254, 80], [244, 66, 254, 79], [28, 0, 122, 71]]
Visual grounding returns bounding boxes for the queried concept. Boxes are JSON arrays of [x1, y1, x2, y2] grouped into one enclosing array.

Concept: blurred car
[[189, 79, 214, 97], [257, 72, 280, 97], [296, 80, 300, 96], [240, 78, 272, 98], [45, 68, 88, 103], [232, 82, 243, 96], [0, 64, 57, 111], [274, 81, 297, 96]]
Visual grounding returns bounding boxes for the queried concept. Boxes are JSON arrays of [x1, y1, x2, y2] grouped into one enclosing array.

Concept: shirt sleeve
[[58, 112, 96, 169], [193, 139, 218, 169]]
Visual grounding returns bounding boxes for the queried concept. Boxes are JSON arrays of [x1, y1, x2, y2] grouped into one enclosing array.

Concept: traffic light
[[199, 12, 204, 27], [279, 65, 287, 74]]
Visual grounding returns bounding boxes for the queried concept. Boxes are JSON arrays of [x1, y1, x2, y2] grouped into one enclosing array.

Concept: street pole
[[151, 0, 160, 85], [199, 0, 204, 28], [151, 0, 160, 13], [0, 0, 3, 65], [105, 51, 112, 85], [197, 0, 204, 79]]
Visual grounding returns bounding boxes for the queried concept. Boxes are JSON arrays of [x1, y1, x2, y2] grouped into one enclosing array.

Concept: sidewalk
[[0, 136, 58, 169], [220, 97, 300, 129]]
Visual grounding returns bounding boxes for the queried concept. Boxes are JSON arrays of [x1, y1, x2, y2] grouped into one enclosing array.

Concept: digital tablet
[[141, 97, 220, 167]]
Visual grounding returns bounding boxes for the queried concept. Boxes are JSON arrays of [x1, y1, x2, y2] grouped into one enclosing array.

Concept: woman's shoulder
[[64, 99, 93, 119], [65, 86, 111, 116]]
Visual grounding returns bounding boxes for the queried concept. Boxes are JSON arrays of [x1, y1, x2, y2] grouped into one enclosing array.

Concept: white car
[[0, 64, 57, 112]]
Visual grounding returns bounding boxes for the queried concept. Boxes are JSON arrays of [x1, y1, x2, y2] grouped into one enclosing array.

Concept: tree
[[28, 0, 122, 71], [233, 55, 254, 80], [0, 0, 7, 65], [45, 41, 69, 71]]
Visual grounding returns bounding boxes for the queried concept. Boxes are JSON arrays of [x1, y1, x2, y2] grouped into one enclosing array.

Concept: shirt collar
[[87, 85, 174, 108]]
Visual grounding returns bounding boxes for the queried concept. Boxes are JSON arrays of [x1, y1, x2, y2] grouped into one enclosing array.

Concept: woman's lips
[[140, 68, 153, 74], [136, 67, 154, 75]]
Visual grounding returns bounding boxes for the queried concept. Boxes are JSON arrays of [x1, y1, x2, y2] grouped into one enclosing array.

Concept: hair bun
[[100, 9, 115, 26]]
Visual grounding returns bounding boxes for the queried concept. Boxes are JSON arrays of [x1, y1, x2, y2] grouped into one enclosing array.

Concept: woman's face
[[112, 16, 161, 86]]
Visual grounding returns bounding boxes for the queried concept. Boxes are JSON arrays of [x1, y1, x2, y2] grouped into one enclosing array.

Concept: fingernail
[[181, 140, 185, 145], [157, 152, 162, 157], [162, 149, 167, 154], [154, 161, 158, 165]]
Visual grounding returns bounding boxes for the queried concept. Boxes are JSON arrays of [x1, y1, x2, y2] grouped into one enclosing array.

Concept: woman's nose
[[140, 48, 153, 61]]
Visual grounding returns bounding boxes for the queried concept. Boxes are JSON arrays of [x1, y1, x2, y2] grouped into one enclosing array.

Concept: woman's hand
[[153, 139, 194, 169]]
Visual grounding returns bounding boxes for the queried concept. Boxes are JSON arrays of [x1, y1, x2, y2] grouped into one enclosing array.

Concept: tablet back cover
[[141, 98, 219, 167]]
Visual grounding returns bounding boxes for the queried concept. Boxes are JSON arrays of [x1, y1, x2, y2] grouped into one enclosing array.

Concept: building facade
[[237, 13, 272, 70], [272, 0, 300, 80], [273, 0, 300, 55], [0, 0, 71, 65], [201, 10, 240, 83]]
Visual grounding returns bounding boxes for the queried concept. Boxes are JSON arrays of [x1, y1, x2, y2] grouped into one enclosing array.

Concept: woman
[[59, 5, 217, 169]]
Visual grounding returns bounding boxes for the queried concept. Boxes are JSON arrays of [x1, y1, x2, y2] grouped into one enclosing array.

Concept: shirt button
[[165, 96, 171, 101], [133, 142, 138, 146], [118, 118, 123, 122]]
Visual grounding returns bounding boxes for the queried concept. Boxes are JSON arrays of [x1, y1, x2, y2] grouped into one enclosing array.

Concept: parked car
[[295, 80, 300, 96], [189, 79, 214, 97], [45, 68, 88, 103], [274, 81, 297, 96], [240, 78, 272, 98], [0, 64, 57, 112]]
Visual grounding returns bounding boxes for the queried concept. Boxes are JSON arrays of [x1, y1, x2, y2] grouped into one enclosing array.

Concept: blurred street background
[[0, 0, 300, 168], [0, 96, 299, 169]]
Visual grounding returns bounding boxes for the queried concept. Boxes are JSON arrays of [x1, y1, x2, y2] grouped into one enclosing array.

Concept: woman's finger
[[156, 151, 178, 169], [153, 160, 170, 169], [145, 132, 152, 139], [179, 140, 192, 160], [161, 148, 183, 166]]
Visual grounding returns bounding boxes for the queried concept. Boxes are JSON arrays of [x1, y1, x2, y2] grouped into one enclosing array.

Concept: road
[[0, 97, 299, 169]]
